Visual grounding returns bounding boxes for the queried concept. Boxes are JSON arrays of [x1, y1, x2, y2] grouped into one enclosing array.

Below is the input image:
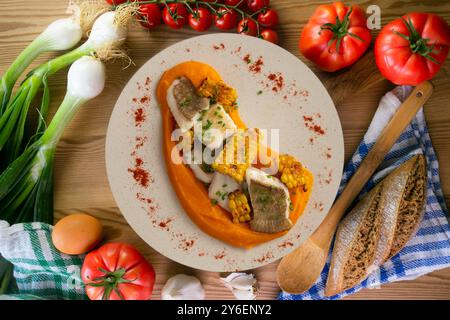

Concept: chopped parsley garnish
[[202, 119, 213, 131], [179, 96, 192, 108], [257, 90, 263, 95]]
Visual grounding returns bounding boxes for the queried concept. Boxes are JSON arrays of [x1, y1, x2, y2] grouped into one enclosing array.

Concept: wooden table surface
[[1, 0, 450, 300]]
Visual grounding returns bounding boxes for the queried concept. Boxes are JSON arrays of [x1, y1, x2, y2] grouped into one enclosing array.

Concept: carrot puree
[[156, 61, 313, 248]]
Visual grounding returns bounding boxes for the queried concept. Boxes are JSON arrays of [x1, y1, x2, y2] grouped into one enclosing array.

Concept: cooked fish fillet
[[194, 104, 237, 150], [246, 167, 292, 233], [325, 154, 427, 297], [208, 172, 241, 211], [167, 76, 209, 132]]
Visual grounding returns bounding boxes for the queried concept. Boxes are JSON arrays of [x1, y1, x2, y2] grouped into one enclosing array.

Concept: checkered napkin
[[0, 221, 87, 300], [279, 85, 450, 300]]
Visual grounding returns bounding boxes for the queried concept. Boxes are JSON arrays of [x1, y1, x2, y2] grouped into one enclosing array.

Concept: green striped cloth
[[0, 221, 87, 300]]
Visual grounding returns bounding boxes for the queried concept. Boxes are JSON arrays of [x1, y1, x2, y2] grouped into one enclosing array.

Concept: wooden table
[[1, 0, 450, 300]]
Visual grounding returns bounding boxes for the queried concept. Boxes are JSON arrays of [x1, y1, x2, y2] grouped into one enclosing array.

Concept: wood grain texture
[[1, 0, 450, 300]]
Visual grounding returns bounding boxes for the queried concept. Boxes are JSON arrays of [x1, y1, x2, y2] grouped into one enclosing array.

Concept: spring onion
[[0, 9, 130, 166], [0, 56, 106, 225], [0, 17, 83, 115]]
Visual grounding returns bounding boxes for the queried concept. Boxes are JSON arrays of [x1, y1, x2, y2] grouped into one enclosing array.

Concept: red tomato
[[81, 243, 155, 300], [105, 0, 127, 5], [189, 7, 213, 32], [225, 0, 245, 7], [375, 13, 450, 85], [139, 4, 162, 29], [163, 3, 188, 29], [214, 8, 238, 30], [299, 2, 372, 72], [247, 0, 269, 13], [261, 29, 278, 44], [257, 8, 279, 28], [238, 18, 258, 36]]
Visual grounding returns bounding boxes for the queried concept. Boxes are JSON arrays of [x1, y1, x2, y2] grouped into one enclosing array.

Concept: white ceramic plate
[[106, 34, 344, 272]]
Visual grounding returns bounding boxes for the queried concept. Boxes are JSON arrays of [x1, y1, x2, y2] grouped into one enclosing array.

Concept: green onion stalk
[[0, 9, 129, 167], [0, 56, 106, 225], [0, 18, 83, 116]]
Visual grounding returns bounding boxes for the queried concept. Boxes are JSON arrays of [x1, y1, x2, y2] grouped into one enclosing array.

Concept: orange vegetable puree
[[156, 61, 313, 248]]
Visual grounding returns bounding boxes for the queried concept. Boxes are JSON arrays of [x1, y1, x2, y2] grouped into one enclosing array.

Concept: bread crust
[[325, 155, 427, 296]]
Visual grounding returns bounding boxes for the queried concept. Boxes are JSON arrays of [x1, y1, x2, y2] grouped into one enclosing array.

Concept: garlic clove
[[220, 272, 258, 300], [161, 274, 205, 300]]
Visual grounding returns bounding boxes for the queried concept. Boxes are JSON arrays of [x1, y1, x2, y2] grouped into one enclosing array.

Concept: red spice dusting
[[303, 114, 326, 136], [134, 108, 146, 127], [135, 136, 147, 149], [186, 48, 191, 52], [145, 76, 151, 87], [249, 57, 264, 73], [132, 97, 138, 103], [234, 46, 242, 54], [198, 252, 205, 257], [179, 239, 195, 251], [243, 54, 251, 64], [213, 43, 225, 50], [136, 192, 157, 214], [128, 157, 152, 188], [325, 147, 332, 159], [314, 201, 324, 212], [214, 250, 227, 260], [278, 240, 294, 249], [140, 95, 150, 104], [159, 218, 173, 229], [254, 251, 274, 263], [267, 73, 284, 92]]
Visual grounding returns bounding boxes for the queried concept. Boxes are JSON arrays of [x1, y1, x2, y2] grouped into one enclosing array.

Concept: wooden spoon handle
[[312, 81, 434, 247]]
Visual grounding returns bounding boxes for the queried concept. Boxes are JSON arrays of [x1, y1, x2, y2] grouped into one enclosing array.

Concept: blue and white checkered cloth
[[279, 85, 450, 300]]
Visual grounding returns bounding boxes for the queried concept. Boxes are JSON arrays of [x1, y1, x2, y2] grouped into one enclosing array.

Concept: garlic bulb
[[221, 273, 257, 300], [161, 274, 205, 300]]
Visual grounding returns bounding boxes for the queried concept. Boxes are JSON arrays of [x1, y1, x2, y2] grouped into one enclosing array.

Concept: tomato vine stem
[[113, 0, 263, 36]]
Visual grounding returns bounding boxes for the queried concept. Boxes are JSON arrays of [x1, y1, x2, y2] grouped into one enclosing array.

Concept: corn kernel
[[278, 154, 306, 191], [228, 190, 252, 224]]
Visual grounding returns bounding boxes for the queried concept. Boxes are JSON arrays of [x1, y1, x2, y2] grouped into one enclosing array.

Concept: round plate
[[106, 34, 344, 272]]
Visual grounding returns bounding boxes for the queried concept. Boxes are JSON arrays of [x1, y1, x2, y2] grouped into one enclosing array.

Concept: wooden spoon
[[277, 81, 434, 294]]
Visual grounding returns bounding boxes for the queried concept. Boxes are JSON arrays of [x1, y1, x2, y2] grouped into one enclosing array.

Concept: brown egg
[[52, 213, 103, 255]]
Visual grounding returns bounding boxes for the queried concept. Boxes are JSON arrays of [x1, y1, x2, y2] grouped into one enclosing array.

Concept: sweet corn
[[212, 129, 260, 183], [228, 190, 252, 224], [198, 78, 238, 113], [278, 154, 306, 190]]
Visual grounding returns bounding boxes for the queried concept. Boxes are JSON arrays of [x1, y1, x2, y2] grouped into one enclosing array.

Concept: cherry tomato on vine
[[225, 0, 245, 7], [214, 8, 239, 30], [260, 29, 278, 43], [237, 18, 258, 36], [247, 0, 269, 13], [105, 0, 127, 5], [257, 8, 278, 28], [162, 3, 188, 29], [189, 7, 213, 32], [138, 4, 162, 29]]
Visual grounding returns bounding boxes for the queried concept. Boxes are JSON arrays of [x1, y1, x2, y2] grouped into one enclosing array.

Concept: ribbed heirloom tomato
[[81, 243, 155, 300], [375, 13, 450, 85], [299, 2, 372, 72]]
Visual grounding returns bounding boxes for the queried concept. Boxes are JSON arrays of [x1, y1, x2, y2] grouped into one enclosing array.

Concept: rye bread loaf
[[324, 155, 426, 296]]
